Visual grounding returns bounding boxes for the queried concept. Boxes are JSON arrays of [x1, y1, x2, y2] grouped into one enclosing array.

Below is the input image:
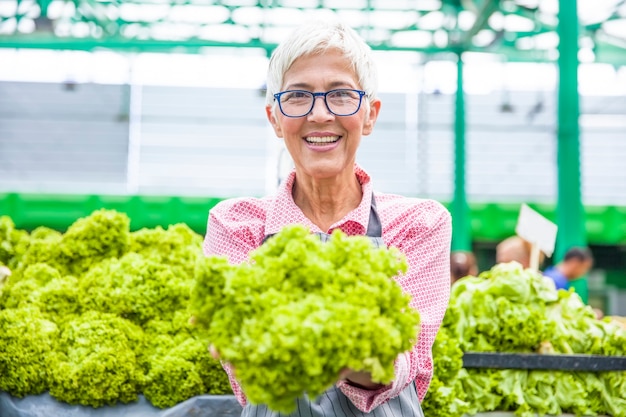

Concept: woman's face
[[266, 49, 381, 181]]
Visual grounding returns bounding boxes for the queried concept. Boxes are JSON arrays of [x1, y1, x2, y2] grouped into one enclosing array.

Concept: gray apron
[[246, 196, 425, 417]]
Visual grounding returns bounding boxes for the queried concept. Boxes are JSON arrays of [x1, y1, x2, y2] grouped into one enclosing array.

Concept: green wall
[[2, 192, 625, 244], [0, 192, 222, 235]]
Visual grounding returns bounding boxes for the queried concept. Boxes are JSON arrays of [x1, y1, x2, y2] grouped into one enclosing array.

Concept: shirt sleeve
[[337, 199, 452, 412], [203, 198, 267, 407], [202, 198, 266, 265]]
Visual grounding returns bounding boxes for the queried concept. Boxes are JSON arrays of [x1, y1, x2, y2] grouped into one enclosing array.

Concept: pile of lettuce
[[432, 262, 626, 417], [0, 210, 231, 409], [5, 208, 624, 417], [189, 224, 421, 413]]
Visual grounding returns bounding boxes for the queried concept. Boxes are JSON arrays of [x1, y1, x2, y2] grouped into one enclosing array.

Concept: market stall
[[1, 211, 625, 417]]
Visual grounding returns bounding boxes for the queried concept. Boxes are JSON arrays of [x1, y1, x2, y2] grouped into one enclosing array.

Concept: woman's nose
[[307, 96, 334, 121]]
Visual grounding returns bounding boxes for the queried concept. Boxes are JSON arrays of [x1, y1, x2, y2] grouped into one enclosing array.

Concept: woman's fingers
[[209, 344, 220, 359], [338, 368, 352, 380]]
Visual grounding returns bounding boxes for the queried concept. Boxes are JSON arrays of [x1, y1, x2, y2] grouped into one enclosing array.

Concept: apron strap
[[365, 193, 382, 238]]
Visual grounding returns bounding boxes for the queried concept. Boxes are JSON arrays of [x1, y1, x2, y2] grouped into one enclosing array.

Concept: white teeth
[[305, 136, 340, 143]]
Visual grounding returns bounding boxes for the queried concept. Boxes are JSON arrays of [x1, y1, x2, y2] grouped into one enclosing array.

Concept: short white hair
[[265, 19, 379, 108]]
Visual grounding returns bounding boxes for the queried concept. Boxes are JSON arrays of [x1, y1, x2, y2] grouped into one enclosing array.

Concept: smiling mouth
[[304, 136, 341, 145]]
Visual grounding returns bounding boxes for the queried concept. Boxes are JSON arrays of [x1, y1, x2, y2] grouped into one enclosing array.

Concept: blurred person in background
[[495, 236, 533, 268], [543, 247, 594, 291], [450, 250, 478, 284], [203, 19, 451, 417]]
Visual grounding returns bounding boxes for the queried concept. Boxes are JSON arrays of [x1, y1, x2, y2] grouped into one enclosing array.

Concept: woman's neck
[[292, 171, 363, 232]]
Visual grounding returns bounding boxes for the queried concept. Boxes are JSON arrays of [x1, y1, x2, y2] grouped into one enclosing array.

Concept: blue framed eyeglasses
[[273, 89, 366, 118]]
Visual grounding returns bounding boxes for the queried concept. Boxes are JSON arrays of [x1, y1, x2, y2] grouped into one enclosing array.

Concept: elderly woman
[[204, 19, 451, 417]]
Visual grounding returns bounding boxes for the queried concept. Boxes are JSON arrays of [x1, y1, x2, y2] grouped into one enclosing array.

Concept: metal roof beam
[[459, 0, 500, 47], [0, 35, 272, 53]]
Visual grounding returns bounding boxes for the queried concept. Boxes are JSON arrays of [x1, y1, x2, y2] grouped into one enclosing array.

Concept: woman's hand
[[209, 344, 238, 378], [209, 344, 220, 360], [211, 345, 384, 390], [339, 369, 385, 390]]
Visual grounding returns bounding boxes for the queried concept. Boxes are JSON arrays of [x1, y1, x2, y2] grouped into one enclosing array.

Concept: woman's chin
[[297, 162, 350, 180]]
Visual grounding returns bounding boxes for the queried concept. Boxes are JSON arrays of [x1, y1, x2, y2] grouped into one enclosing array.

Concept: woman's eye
[[285, 91, 308, 100], [330, 90, 358, 100]]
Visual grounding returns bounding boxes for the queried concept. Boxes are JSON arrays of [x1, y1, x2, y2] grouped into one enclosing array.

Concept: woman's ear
[[266, 105, 283, 138], [362, 99, 381, 136]]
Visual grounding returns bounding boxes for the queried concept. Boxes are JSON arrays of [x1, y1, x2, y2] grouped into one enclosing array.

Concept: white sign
[[515, 203, 558, 260]]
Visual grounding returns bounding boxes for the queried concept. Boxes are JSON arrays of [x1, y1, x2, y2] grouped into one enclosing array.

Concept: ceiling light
[[390, 30, 433, 48], [489, 12, 504, 31], [503, 14, 535, 32], [472, 29, 496, 47], [418, 11, 444, 31], [458, 10, 476, 31], [0, 1, 17, 18], [603, 19, 626, 39]]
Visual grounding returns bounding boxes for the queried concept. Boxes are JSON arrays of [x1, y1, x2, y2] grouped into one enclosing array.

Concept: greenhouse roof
[[0, 0, 625, 64]]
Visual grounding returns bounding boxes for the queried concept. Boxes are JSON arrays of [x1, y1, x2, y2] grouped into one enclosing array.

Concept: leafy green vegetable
[[458, 368, 504, 413], [445, 263, 555, 353], [190, 224, 420, 413], [17, 229, 63, 273], [421, 377, 471, 417], [444, 261, 626, 417], [0, 215, 30, 269], [429, 326, 464, 382], [552, 371, 594, 416], [144, 355, 205, 408], [546, 289, 625, 356], [0, 210, 232, 409], [143, 336, 227, 408], [33, 274, 81, 317], [57, 209, 131, 275], [80, 252, 192, 325], [50, 311, 145, 407], [421, 326, 470, 417], [130, 223, 203, 277], [0, 307, 59, 396], [599, 371, 626, 417]]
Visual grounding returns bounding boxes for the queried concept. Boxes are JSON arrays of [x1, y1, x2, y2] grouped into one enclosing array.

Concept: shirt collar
[[264, 164, 373, 236]]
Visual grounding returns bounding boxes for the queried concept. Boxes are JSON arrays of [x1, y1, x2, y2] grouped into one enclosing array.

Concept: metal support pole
[[452, 51, 471, 251], [557, 0, 587, 302]]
